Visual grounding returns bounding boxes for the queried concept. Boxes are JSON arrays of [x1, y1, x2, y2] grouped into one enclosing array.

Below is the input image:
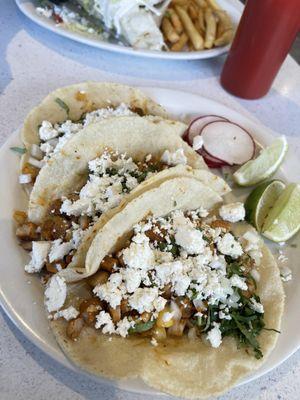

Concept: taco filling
[[19, 103, 137, 187], [15, 148, 188, 275], [51, 206, 267, 359]]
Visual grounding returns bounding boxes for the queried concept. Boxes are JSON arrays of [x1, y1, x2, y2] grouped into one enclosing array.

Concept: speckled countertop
[[1, 2, 300, 400]]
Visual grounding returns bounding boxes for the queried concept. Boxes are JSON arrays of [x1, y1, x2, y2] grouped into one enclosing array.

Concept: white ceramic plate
[[0, 87, 299, 396], [15, 0, 242, 60]]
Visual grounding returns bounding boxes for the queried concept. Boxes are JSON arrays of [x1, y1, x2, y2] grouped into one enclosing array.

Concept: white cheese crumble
[[25, 241, 51, 273], [115, 317, 135, 337], [128, 287, 167, 314], [219, 202, 245, 223], [230, 274, 248, 290], [207, 323, 222, 348], [175, 226, 205, 255], [192, 135, 203, 151], [160, 148, 187, 166], [123, 237, 155, 270], [249, 297, 264, 313], [151, 337, 158, 347], [216, 233, 243, 259], [53, 306, 79, 321], [44, 275, 67, 312], [95, 311, 115, 334], [48, 239, 74, 263], [93, 273, 125, 309], [39, 121, 59, 141]]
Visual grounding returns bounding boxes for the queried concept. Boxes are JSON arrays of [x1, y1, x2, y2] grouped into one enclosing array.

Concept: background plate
[[15, 0, 242, 60], [0, 87, 299, 396]]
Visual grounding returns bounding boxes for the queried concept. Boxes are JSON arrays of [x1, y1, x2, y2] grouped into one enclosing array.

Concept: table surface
[[1, 2, 300, 400]]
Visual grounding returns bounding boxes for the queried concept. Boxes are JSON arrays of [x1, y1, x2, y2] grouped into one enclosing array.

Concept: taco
[[46, 176, 284, 399], [19, 82, 167, 189], [16, 116, 229, 283]]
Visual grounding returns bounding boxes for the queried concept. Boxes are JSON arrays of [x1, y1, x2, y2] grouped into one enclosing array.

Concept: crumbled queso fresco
[[86, 207, 265, 350], [60, 149, 164, 218], [38, 103, 134, 160]]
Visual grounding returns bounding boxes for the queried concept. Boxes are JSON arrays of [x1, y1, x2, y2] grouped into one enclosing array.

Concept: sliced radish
[[186, 115, 228, 147], [200, 149, 228, 169], [201, 121, 255, 165]]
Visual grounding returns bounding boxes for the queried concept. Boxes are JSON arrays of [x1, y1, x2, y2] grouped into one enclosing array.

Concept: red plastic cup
[[221, 0, 300, 99]]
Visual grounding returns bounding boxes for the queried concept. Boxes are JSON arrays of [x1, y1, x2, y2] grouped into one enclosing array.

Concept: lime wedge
[[262, 183, 300, 242], [233, 136, 288, 186], [245, 180, 286, 231]]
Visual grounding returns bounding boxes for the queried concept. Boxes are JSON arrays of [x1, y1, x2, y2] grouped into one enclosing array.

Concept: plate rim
[[15, 0, 242, 60], [1, 86, 299, 396]]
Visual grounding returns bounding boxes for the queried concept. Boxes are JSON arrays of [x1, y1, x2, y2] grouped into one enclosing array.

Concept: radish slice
[[201, 121, 255, 165], [200, 149, 228, 169], [187, 115, 228, 146]]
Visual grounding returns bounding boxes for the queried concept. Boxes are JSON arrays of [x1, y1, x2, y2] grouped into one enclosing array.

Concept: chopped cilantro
[[226, 261, 244, 278], [10, 146, 26, 155], [55, 97, 70, 115], [106, 167, 118, 176], [129, 320, 155, 334]]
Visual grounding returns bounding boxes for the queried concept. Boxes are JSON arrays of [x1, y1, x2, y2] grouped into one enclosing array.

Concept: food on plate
[[183, 114, 300, 243], [46, 177, 284, 399], [245, 180, 286, 231], [35, 0, 234, 52], [198, 121, 255, 166], [183, 114, 255, 168], [15, 113, 231, 283], [164, 0, 234, 51], [75, 0, 166, 50], [18, 82, 167, 192], [12, 85, 295, 398], [233, 136, 288, 186], [262, 183, 300, 242]]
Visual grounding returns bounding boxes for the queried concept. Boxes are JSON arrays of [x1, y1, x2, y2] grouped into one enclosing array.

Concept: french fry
[[197, 7, 205, 31], [171, 0, 188, 6], [175, 6, 204, 50], [187, 40, 195, 51], [194, 20, 204, 37], [214, 29, 233, 46], [188, 3, 199, 21], [162, 17, 180, 44], [168, 8, 183, 34], [206, 0, 221, 10], [204, 7, 217, 48], [215, 9, 232, 36], [171, 33, 188, 51], [194, 0, 207, 8]]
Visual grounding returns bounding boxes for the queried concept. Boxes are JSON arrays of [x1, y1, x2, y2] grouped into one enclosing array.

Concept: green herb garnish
[[10, 146, 27, 155], [55, 97, 70, 115], [129, 320, 155, 334]]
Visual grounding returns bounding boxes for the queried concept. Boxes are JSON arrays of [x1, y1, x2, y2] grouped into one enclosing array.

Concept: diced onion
[[30, 144, 44, 160], [19, 174, 32, 184], [28, 156, 45, 169]]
